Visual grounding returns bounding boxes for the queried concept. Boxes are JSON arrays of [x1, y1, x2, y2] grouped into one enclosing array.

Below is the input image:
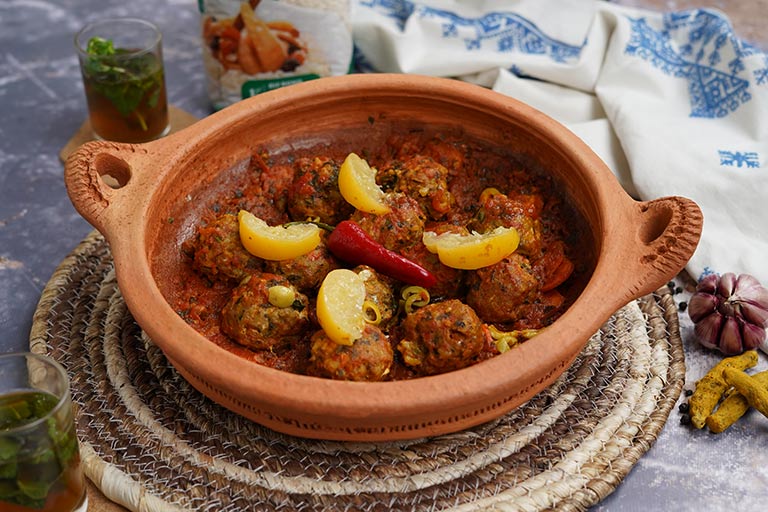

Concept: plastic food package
[[199, 0, 352, 110]]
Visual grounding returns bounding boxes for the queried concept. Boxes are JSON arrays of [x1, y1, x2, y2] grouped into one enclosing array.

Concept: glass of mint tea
[[75, 18, 170, 143], [0, 353, 86, 512]]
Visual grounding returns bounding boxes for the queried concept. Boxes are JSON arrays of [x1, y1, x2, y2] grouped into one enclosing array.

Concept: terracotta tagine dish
[[64, 74, 702, 441]]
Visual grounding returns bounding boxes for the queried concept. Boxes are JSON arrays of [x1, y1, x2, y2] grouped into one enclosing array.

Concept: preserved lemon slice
[[316, 269, 367, 346], [422, 226, 520, 270], [338, 152, 390, 214], [238, 210, 321, 261]]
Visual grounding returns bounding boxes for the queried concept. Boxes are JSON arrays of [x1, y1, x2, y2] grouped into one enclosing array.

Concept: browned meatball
[[221, 273, 310, 351], [354, 265, 398, 326], [423, 137, 470, 177], [391, 155, 454, 220], [264, 235, 340, 292], [189, 213, 262, 282], [236, 159, 294, 226], [469, 191, 543, 257], [351, 193, 426, 253], [397, 299, 486, 376], [465, 253, 539, 323], [287, 156, 354, 224], [309, 325, 393, 382], [400, 243, 465, 299]]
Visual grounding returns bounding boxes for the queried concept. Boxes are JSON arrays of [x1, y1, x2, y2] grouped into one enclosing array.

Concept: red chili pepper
[[326, 221, 437, 288]]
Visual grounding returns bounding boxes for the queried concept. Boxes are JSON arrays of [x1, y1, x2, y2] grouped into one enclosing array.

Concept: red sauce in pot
[[167, 130, 594, 381]]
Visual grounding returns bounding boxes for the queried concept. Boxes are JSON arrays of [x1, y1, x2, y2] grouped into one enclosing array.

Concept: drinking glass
[[75, 17, 170, 143], [0, 352, 87, 512]]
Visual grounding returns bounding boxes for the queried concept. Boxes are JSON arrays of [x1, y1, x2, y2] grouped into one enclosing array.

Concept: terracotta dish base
[[63, 75, 701, 440], [30, 231, 685, 511], [59, 105, 200, 163]]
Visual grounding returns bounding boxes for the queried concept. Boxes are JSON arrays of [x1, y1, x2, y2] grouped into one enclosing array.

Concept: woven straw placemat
[[29, 231, 685, 512]]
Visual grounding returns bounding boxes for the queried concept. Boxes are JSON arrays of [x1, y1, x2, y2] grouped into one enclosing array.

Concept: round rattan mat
[[29, 231, 685, 512]]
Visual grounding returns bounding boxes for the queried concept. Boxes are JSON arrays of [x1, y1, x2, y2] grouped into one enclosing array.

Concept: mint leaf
[[84, 37, 164, 126], [0, 438, 19, 463], [18, 479, 52, 501], [86, 36, 115, 56], [0, 461, 17, 479], [0, 399, 32, 429]]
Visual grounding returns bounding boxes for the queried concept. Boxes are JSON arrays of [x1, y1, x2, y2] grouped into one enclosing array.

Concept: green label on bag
[[241, 74, 321, 98]]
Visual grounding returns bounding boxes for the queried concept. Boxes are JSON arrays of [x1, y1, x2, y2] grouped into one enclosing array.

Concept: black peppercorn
[[678, 402, 690, 413], [679, 301, 688, 312], [680, 413, 691, 425]]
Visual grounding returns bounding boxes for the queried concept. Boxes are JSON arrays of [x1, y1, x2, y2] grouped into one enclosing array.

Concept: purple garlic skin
[[688, 273, 768, 355]]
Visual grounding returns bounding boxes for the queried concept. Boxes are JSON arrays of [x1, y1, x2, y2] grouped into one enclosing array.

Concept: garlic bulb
[[688, 273, 768, 355]]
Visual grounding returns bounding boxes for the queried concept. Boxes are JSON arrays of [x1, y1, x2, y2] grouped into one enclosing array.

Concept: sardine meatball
[[221, 273, 309, 351], [401, 223, 467, 298], [189, 212, 262, 282], [391, 155, 454, 220], [465, 254, 539, 323], [310, 325, 393, 382], [351, 193, 426, 253], [287, 156, 354, 225], [264, 235, 340, 292], [397, 299, 486, 376], [400, 243, 464, 299], [469, 191, 543, 257], [354, 266, 398, 327], [422, 138, 470, 177]]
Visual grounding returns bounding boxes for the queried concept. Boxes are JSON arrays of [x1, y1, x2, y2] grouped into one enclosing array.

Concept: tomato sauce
[[168, 130, 594, 380]]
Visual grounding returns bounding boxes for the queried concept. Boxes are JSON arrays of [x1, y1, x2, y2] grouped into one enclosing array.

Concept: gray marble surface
[[0, 0, 211, 348], [0, 1, 766, 511]]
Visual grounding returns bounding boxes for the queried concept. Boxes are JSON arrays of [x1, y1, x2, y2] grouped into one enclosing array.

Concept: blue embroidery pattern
[[352, 45, 376, 73], [698, 267, 716, 282], [744, 43, 768, 85], [359, 0, 414, 29], [718, 150, 761, 168], [509, 64, 527, 77], [359, 0, 582, 62], [756, 66, 768, 86], [625, 9, 761, 118]]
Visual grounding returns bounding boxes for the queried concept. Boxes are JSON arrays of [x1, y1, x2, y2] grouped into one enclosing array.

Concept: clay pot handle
[[624, 195, 703, 298], [64, 140, 148, 234]]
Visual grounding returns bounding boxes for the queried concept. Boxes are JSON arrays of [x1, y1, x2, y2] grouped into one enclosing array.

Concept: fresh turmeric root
[[706, 370, 768, 433], [689, 350, 758, 429], [722, 367, 768, 419]]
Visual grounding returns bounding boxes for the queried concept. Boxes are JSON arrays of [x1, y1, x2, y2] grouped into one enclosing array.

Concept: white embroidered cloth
[[351, 0, 768, 285]]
